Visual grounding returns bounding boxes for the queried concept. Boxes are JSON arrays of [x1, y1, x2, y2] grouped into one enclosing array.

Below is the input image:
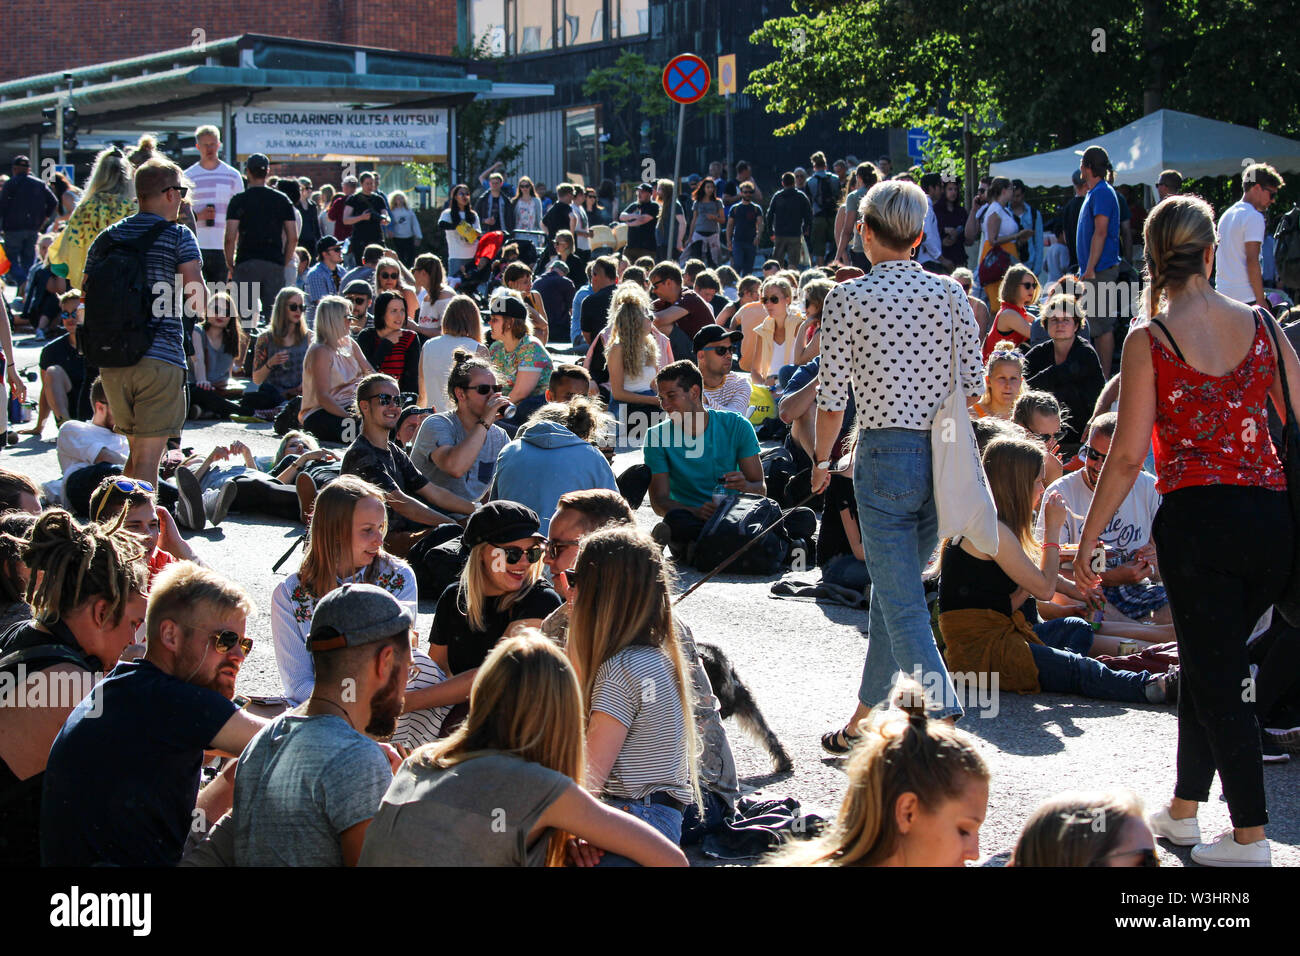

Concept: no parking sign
[[662, 54, 711, 105]]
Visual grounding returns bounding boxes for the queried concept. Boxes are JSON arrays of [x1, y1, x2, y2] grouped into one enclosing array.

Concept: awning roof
[[0, 34, 551, 149]]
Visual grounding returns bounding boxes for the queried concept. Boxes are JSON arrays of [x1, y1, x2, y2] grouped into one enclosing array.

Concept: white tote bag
[[930, 305, 999, 554]]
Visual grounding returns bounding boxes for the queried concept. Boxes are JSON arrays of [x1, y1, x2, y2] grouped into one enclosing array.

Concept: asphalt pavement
[[5, 331, 1296, 867]]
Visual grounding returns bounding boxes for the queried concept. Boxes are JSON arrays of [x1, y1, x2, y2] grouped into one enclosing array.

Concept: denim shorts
[[594, 795, 684, 867]]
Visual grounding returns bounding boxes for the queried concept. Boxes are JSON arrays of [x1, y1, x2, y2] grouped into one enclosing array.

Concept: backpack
[[808, 171, 840, 218], [691, 493, 790, 575], [1274, 205, 1300, 289], [80, 218, 172, 368]]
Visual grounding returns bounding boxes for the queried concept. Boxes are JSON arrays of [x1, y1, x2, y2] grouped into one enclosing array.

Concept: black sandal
[[820, 727, 862, 756]]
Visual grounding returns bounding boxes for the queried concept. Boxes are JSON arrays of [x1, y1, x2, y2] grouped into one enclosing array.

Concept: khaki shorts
[[100, 358, 188, 438], [1081, 264, 1122, 337]]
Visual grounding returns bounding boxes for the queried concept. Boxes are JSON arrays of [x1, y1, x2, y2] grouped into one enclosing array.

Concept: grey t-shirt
[[845, 186, 869, 253], [231, 713, 392, 866], [358, 752, 570, 866], [410, 411, 508, 501]]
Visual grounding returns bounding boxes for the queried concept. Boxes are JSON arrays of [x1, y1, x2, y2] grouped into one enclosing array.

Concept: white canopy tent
[[989, 109, 1300, 188]]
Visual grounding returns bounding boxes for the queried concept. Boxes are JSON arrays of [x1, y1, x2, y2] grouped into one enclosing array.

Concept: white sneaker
[[1147, 806, 1201, 846], [1191, 830, 1271, 867]]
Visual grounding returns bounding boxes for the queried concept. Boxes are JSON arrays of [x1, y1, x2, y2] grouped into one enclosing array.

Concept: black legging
[[1153, 484, 1293, 829], [222, 472, 301, 521], [1250, 617, 1300, 724], [190, 384, 243, 419], [301, 408, 355, 445]]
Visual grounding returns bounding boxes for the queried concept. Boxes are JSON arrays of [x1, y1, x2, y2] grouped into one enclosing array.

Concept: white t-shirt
[[983, 200, 1018, 243], [439, 209, 482, 261], [184, 160, 246, 250], [1034, 468, 1162, 568], [56, 420, 129, 479], [1216, 200, 1266, 303], [421, 334, 482, 411], [417, 287, 456, 334]]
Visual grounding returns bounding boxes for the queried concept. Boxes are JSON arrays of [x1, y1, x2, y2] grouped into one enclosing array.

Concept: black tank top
[[938, 538, 1017, 616]]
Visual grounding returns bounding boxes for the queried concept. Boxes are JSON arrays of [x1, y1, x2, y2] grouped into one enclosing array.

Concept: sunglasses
[[1023, 281, 1038, 289], [286, 303, 303, 312], [467, 383, 504, 395], [379, 272, 398, 280], [704, 345, 733, 356], [1083, 445, 1108, 463], [193, 626, 254, 656], [764, 296, 784, 304], [162, 184, 190, 197], [1035, 431, 1065, 444], [367, 392, 400, 406], [348, 296, 369, 305], [496, 545, 544, 565], [562, 567, 579, 588], [1093, 847, 1159, 867], [545, 539, 580, 560]]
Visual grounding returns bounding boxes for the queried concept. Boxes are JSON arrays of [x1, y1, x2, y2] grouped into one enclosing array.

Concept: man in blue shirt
[[645, 360, 765, 561], [303, 235, 345, 329], [1076, 145, 1123, 375]]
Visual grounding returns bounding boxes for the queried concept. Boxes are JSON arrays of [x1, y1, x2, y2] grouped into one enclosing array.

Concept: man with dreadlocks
[[0, 509, 149, 866]]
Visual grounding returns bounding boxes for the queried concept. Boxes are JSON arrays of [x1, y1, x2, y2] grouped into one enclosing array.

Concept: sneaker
[[1264, 722, 1300, 754], [296, 472, 317, 525], [1147, 805, 1201, 846], [1260, 727, 1291, 764], [174, 466, 205, 531], [650, 521, 673, 550], [207, 482, 238, 526], [1191, 830, 1271, 868], [252, 407, 279, 423]]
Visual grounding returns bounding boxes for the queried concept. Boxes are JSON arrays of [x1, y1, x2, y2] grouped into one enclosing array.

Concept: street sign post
[[718, 54, 737, 179], [662, 54, 712, 259]]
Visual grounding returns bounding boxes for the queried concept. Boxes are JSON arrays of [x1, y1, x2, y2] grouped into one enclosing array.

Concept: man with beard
[[40, 563, 265, 866], [198, 583, 409, 866]]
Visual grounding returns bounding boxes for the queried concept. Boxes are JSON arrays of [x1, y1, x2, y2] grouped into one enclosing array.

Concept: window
[[469, 0, 508, 55], [561, 0, 605, 46], [516, 0, 555, 53], [564, 106, 600, 188], [617, 0, 649, 37]]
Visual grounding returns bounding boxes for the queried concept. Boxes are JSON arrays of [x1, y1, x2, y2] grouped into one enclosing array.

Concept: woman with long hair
[[359, 633, 687, 866], [983, 262, 1038, 361], [317, 183, 336, 238], [371, 254, 419, 322], [977, 176, 1030, 307], [1024, 293, 1105, 453], [46, 146, 137, 286], [240, 286, 313, 414], [0, 512, 35, 630], [412, 252, 455, 337], [1011, 790, 1158, 867], [500, 261, 550, 342], [355, 290, 420, 394], [767, 681, 989, 866], [418, 295, 487, 410], [189, 291, 246, 420], [0, 509, 148, 866], [654, 178, 688, 262], [973, 342, 1027, 420], [604, 283, 662, 423], [438, 183, 481, 278], [564, 526, 700, 864], [1076, 193, 1300, 867], [937, 435, 1175, 704], [384, 190, 423, 266], [684, 177, 725, 267], [491, 397, 618, 531], [512, 177, 544, 234], [740, 276, 803, 388], [299, 295, 373, 443]]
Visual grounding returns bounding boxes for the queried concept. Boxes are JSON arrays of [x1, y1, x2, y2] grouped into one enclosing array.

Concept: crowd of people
[[0, 128, 1297, 870]]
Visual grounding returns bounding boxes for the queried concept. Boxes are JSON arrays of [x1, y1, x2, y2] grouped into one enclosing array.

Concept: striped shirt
[[184, 160, 245, 250], [702, 371, 752, 417], [591, 644, 691, 805]]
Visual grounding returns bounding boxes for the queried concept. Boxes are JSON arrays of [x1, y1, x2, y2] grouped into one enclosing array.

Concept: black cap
[[342, 279, 372, 297], [462, 501, 544, 549], [693, 324, 743, 350], [637, 181, 654, 192], [316, 235, 340, 256], [12, 155, 30, 166], [395, 405, 433, 433], [246, 153, 270, 175], [490, 293, 528, 321]]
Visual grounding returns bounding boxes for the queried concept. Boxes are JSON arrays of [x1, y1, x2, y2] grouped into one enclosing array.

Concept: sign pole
[[669, 100, 685, 260]]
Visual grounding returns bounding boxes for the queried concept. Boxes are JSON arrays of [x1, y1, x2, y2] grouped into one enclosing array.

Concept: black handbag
[[1262, 312, 1300, 626]]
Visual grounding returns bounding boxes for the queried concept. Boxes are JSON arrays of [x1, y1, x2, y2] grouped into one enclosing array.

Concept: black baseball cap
[[316, 235, 341, 256], [395, 405, 433, 433], [342, 279, 372, 297], [490, 294, 528, 321], [693, 324, 742, 350], [12, 155, 30, 167], [245, 153, 270, 175], [637, 182, 654, 192], [462, 501, 544, 549]]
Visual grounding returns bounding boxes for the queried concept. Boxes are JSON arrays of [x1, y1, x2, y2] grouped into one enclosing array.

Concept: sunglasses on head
[[1083, 445, 1107, 463], [367, 392, 400, 406], [496, 545, 544, 565], [468, 383, 503, 395]]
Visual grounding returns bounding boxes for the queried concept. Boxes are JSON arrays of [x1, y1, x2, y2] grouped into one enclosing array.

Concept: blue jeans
[[732, 240, 757, 276], [1030, 617, 1151, 703], [822, 553, 870, 595], [854, 428, 960, 720], [594, 796, 683, 867]]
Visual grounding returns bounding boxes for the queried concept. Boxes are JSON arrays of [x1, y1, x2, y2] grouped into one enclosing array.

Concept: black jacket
[[766, 187, 813, 239], [475, 191, 515, 233], [1024, 336, 1106, 446]]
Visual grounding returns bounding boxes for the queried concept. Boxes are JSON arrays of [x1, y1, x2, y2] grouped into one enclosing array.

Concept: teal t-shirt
[[642, 409, 761, 508]]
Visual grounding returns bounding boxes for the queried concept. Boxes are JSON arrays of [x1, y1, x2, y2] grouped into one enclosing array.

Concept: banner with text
[[234, 107, 448, 160]]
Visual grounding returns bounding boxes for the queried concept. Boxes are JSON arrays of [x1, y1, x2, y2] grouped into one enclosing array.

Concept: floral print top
[[1149, 309, 1286, 495], [270, 557, 418, 705], [488, 334, 552, 397], [48, 193, 138, 286]]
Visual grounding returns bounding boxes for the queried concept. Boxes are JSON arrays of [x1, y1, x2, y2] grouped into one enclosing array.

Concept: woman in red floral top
[[1078, 195, 1300, 868]]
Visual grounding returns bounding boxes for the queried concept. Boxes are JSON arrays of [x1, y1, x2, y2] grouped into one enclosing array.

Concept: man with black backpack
[[80, 157, 203, 489], [805, 152, 841, 266]]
